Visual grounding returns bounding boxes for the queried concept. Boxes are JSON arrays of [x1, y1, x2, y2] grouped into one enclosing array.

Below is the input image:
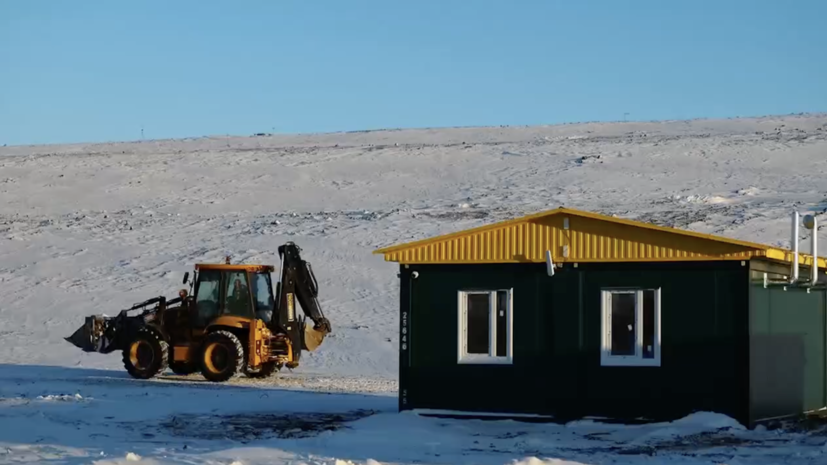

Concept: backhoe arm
[[277, 242, 332, 334]]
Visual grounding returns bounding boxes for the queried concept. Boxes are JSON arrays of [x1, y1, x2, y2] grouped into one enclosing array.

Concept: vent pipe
[[545, 250, 555, 277], [792, 211, 800, 283], [802, 214, 819, 286], [810, 216, 818, 286]]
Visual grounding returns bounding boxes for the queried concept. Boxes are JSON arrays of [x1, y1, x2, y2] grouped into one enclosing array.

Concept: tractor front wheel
[[122, 327, 169, 379], [199, 330, 245, 382]]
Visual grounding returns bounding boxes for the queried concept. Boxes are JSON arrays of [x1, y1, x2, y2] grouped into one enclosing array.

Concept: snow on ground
[[2, 113, 827, 463], [2, 364, 827, 465]]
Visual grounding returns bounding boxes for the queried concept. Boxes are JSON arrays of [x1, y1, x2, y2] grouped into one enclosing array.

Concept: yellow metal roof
[[373, 207, 827, 268], [195, 263, 275, 272]]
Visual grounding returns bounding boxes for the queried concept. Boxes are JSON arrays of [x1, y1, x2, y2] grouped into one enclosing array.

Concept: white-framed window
[[600, 288, 661, 367], [457, 289, 513, 364]]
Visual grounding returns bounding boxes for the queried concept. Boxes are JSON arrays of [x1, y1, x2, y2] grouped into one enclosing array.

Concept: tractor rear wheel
[[245, 361, 280, 379], [199, 330, 245, 382], [122, 327, 169, 379]]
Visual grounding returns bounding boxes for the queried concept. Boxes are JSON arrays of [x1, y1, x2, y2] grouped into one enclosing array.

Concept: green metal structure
[[376, 207, 827, 427]]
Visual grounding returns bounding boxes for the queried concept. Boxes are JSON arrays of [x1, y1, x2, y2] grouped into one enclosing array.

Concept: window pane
[[225, 272, 252, 317], [252, 273, 273, 310], [466, 293, 490, 355], [496, 290, 508, 357], [610, 292, 635, 356], [195, 270, 221, 325], [252, 272, 275, 322], [642, 290, 655, 359]]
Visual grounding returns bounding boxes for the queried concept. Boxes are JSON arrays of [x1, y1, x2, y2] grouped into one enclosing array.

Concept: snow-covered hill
[[2, 113, 827, 464]]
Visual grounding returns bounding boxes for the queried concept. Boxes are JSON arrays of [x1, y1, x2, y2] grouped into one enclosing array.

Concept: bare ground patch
[[151, 409, 377, 443]]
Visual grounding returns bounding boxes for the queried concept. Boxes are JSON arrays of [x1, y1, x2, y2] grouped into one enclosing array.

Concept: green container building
[[374, 207, 827, 427]]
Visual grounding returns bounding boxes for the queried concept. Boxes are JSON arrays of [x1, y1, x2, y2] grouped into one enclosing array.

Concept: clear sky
[[1, 1, 825, 146]]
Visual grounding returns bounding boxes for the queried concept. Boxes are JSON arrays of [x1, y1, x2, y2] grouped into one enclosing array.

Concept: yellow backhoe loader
[[65, 242, 332, 382]]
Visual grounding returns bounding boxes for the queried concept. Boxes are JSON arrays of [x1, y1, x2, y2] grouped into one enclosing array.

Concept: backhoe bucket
[[302, 323, 328, 352]]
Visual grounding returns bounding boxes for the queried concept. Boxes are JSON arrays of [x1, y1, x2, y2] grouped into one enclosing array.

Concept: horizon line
[[3, 110, 826, 149]]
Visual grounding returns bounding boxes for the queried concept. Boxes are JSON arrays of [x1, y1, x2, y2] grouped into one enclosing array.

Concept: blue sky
[[1, 1, 825, 146]]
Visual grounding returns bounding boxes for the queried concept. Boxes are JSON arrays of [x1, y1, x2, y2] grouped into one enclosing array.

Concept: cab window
[[251, 272, 274, 322], [224, 271, 252, 317], [194, 270, 221, 326]]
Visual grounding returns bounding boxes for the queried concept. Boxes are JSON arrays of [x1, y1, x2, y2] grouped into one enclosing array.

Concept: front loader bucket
[[302, 324, 328, 352], [65, 321, 98, 352], [64, 315, 120, 354]]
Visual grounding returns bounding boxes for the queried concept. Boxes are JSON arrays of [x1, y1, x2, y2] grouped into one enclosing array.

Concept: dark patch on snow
[[418, 210, 490, 221], [623, 429, 758, 454], [466, 427, 782, 462], [769, 409, 827, 435], [153, 409, 376, 443], [628, 209, 719, 230], [573, 154, 604, 165]]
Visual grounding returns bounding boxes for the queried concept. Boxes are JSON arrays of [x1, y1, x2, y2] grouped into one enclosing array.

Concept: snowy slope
[[1, 113, 827, 464]]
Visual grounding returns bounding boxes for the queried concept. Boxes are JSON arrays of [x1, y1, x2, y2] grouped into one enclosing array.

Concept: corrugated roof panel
[[375, 207, 827, 268], [380, 211, 757, 264]]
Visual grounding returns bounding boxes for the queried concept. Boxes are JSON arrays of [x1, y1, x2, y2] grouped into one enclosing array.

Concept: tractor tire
[[169, 361, 198, 376], [199, 330, 245, 382], [122, 327, 169, 380], [245, 361, 280, 379]]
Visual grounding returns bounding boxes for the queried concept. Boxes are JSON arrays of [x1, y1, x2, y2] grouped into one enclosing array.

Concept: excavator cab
[[186, 264, 270, 327], [184, 265, 275, 323], [64, 242, 332, 382]]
